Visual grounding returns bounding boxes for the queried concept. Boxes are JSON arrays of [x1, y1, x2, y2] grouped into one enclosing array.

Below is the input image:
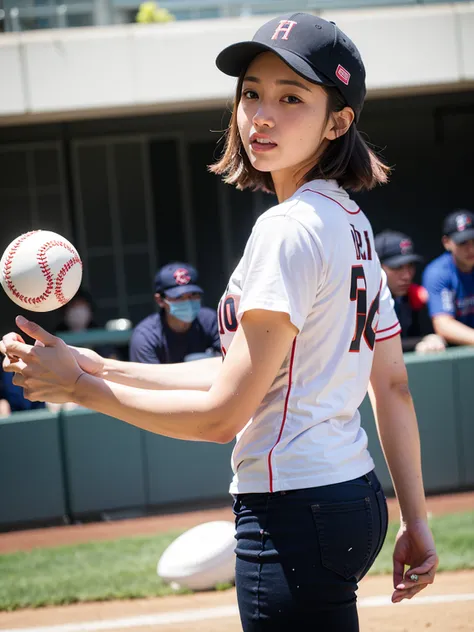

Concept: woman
[[2, 13, 437, 631]]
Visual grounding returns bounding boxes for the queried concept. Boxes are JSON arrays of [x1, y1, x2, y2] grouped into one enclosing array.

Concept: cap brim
[[383, 254, 423, 268], [449, 229, 474, 244], [216, 41, 334, 88], [164, 284, 203, 299]]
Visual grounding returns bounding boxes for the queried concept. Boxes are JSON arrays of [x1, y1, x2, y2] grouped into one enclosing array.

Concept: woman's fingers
[[392, 583, 428, 603]]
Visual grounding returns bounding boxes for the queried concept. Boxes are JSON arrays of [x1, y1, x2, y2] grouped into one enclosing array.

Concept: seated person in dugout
[[375, 230, 445, 354], [130, 262, 221, 364], [423, 210, 474, 347]]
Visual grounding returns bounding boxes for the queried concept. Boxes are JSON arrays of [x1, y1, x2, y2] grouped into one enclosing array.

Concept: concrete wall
[[1, 3, 474, 124]]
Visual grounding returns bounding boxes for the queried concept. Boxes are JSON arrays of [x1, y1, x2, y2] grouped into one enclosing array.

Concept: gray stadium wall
[[1, 346, 473, 528]]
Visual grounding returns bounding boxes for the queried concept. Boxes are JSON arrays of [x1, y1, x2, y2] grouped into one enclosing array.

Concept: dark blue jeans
[[233, 470, 388, 631]]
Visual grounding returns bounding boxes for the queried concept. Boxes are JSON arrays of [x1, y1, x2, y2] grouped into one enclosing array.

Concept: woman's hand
[[1, 316, 84, 404], [1, 320, 105, 378], [392, 518, 438, 603], [68, 346, 105, 377]]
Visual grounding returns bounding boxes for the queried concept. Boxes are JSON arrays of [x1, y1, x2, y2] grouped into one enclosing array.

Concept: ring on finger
[[410, 573, 419, 582]]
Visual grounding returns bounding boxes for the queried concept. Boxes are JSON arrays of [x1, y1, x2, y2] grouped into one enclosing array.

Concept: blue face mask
[[165, 299, 201, 324]]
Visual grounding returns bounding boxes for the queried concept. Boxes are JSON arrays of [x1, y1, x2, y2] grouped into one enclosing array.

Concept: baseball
[[0, 230, 83, 312]]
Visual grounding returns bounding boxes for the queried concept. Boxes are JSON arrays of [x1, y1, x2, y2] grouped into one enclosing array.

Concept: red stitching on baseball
[[2, 232, 82, 307], [55, 255, 82, 305]]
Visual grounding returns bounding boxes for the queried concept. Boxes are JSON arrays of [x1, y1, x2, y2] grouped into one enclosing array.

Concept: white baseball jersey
[[218, 179, 401, 494]]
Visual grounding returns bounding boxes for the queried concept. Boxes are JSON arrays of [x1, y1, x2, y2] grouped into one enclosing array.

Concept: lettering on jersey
[[219, 295, 238, 333], [218, 293, 239, 357], [441, 288, 455, 314], [454, 294, 474, 317], [350, 225, 373, 261], [349, 266, 380, 352]]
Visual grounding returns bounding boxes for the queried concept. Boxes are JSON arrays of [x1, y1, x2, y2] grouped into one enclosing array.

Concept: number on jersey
[[218, 295, 239, 357], [349, 266, 380, 352], [218, 296, 238, 334]]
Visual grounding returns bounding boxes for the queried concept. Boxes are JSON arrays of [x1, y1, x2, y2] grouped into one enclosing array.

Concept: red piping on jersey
[[267, 338, 297, 493], [377, 322, 400, 334], [300, 189, 361, 215], [376, 327, 402, 342]]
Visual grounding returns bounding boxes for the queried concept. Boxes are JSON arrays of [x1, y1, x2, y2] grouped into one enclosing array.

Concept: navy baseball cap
[[154, 262, 203, 299], [375, 231, 423, 269], [216, 12, 366, 119], [443, 210, 474, 244]]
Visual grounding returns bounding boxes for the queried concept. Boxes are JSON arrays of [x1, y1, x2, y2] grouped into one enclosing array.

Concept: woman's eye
[[282, 95, 302, 104], [243, 89, 258, 100]]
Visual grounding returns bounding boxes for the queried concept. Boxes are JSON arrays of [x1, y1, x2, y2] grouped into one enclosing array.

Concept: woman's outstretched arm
[[3, 312, 296, 444]]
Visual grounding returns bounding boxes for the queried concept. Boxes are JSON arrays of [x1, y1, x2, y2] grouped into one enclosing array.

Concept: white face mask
[[64, 304, 92, 331]]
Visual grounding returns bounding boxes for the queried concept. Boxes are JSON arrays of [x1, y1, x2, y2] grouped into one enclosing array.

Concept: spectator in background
[[130, 262, 221, 364], [375, 230, 445, 353], [55, 287, 98, 334], [55, 288, 118, 359], [1, 363, 45, 415], [0, 365, 11, 417], [423, 210, 474, 347]]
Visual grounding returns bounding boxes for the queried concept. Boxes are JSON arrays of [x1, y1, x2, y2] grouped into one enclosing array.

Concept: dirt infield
[[1, 490, 473, 554], [0, 492, 473, 631], [0, 571, 473, 631]]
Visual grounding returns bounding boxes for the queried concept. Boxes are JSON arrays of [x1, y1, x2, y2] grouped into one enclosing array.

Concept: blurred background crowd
[[2, 205, 474, 416]]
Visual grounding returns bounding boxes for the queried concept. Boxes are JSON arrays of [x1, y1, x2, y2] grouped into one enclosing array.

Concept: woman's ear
[[325, 107, 355, 141]]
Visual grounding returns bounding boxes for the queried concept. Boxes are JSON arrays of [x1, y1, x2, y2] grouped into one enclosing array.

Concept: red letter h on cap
[[271, 20, 297, 41]]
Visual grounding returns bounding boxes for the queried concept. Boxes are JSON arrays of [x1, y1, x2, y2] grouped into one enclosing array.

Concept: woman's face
[[237, 53, 342, 186]]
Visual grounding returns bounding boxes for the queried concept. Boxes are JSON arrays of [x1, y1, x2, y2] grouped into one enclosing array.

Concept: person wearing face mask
[[129, 262, 221, 364], [56, 289, 96, 333], [55, 289, 119, 360]]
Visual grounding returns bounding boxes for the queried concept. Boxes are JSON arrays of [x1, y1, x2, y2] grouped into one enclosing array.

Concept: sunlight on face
[[237, 53, 332, 185], [444, 237, 474, 272]]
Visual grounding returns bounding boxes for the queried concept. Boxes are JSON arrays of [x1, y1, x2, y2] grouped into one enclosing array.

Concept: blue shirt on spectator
[[422, 252, 474, 328], [0, 365, 45, 412], [129, 308, 221, 364]]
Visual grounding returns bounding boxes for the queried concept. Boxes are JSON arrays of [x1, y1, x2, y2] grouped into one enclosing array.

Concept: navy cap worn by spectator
[[216, 12, 366, 120], [443, 210, 474, 245], [154, 262, 203, 299], [375, 231, 423, 269]]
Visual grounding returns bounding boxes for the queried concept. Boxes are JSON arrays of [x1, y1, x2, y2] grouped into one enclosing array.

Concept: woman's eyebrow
[[243, 75, 311, 93]]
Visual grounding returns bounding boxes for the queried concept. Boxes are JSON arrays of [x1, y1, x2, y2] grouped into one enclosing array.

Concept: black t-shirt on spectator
[[395, 294, 433, 353]]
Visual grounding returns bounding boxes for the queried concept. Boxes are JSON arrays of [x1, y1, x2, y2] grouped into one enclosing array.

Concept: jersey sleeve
[[376, 269, 402, 342], [237, 215, 323, 332], [422, 263, 454, 318]]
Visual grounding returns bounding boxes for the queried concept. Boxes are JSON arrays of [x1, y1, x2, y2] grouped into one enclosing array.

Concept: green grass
[[0, 511, 473, 611], [0, 530, 189, 611], [369, 510, 474, 575]]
